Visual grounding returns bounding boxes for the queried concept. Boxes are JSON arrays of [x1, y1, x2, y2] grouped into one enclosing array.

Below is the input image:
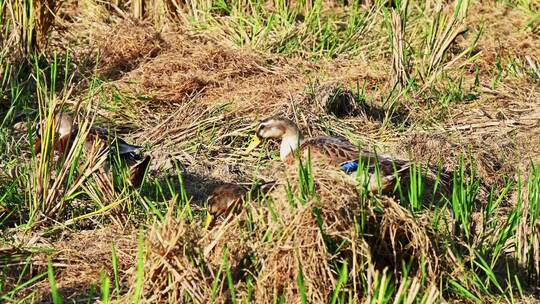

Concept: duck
[[244, 116, 409, 194], [204, 181, 277, 229], [34, 112, 151, 187]]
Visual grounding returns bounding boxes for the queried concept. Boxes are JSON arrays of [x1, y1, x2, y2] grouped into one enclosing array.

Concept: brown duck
[[35, 112, 150, 187], [205, 181, 276, 228], [245, 116, 409, 194]]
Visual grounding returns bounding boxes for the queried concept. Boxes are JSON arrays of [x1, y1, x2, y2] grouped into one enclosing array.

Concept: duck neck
[[280, 130, 303, 161]]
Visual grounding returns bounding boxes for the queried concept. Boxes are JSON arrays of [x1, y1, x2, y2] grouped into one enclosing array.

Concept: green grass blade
[[297, 261, 308, 304], [47, 258, 62, 304], [133, 231, 145, 303]]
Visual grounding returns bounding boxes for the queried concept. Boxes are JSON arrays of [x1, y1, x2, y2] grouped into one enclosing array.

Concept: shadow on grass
[[142, 170, 229, 208]]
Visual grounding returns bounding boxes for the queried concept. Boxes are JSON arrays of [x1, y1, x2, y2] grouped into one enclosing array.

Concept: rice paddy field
[[1, 0, 540, 302]]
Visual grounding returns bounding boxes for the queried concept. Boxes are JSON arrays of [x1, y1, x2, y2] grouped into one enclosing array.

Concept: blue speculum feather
[[340, 161, 358, 173]]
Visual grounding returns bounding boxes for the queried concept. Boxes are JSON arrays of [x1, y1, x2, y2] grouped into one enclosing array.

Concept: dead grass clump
[[252, 169, 362, 302], [121, 53, 215, 104], [125, 211, 211, 303], [254, 202, 337, 303], [403, 131, 518, 192], [308, 169, 439, 280], [186, 45, 264, 78], [377, 197, 440, 278], [99, 19, 166, 79], [253, 167, 440, 302], [200, 207, 254, 271], [204, 69, 305, 117], [53, 227, 136, 273], [465, 3, 540, 78], [403, 133, 460, 172], [13, 227, 136, 302], [117, 37, 266, 104], [470, 134, 517, 189], [301, 82, 359, 118]]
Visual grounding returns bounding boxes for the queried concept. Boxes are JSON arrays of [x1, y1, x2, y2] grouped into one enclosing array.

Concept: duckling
[[34, 112, 150, 187], [205, 181, 276, 229], [245, 116, 409, 194]]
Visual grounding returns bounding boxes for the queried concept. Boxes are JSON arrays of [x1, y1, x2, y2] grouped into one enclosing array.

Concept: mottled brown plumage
[[207, 184, 248, 218], [248, 116, 409, 194], [284, 136, 360, 166], [206, 181, 276, 227]]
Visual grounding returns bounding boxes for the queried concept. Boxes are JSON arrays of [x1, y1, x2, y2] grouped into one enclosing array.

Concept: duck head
[[245, 116, 303, 160], [36, 112, 74, 139]]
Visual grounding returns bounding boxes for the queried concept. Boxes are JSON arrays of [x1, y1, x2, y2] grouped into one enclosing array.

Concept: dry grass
[[105, 31, 302, 117], [99, 18, 167, 78], [4, 227, 136, 302], [2, 0, 540, 303], [126, 211, 211, 303], [123, 167, 443, 303]]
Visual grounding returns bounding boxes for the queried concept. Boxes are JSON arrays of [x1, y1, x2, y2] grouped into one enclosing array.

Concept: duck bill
[[245, 135, 262, 154], [204, 212, 215, 230]]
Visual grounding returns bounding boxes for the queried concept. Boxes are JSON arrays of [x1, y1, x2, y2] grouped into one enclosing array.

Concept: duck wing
[[88, 127, 143, 155], [340, 151, 409, 176], [113, 137, 144, 155], [292, 135, 409, 178], [298, 136, 359, 165]]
